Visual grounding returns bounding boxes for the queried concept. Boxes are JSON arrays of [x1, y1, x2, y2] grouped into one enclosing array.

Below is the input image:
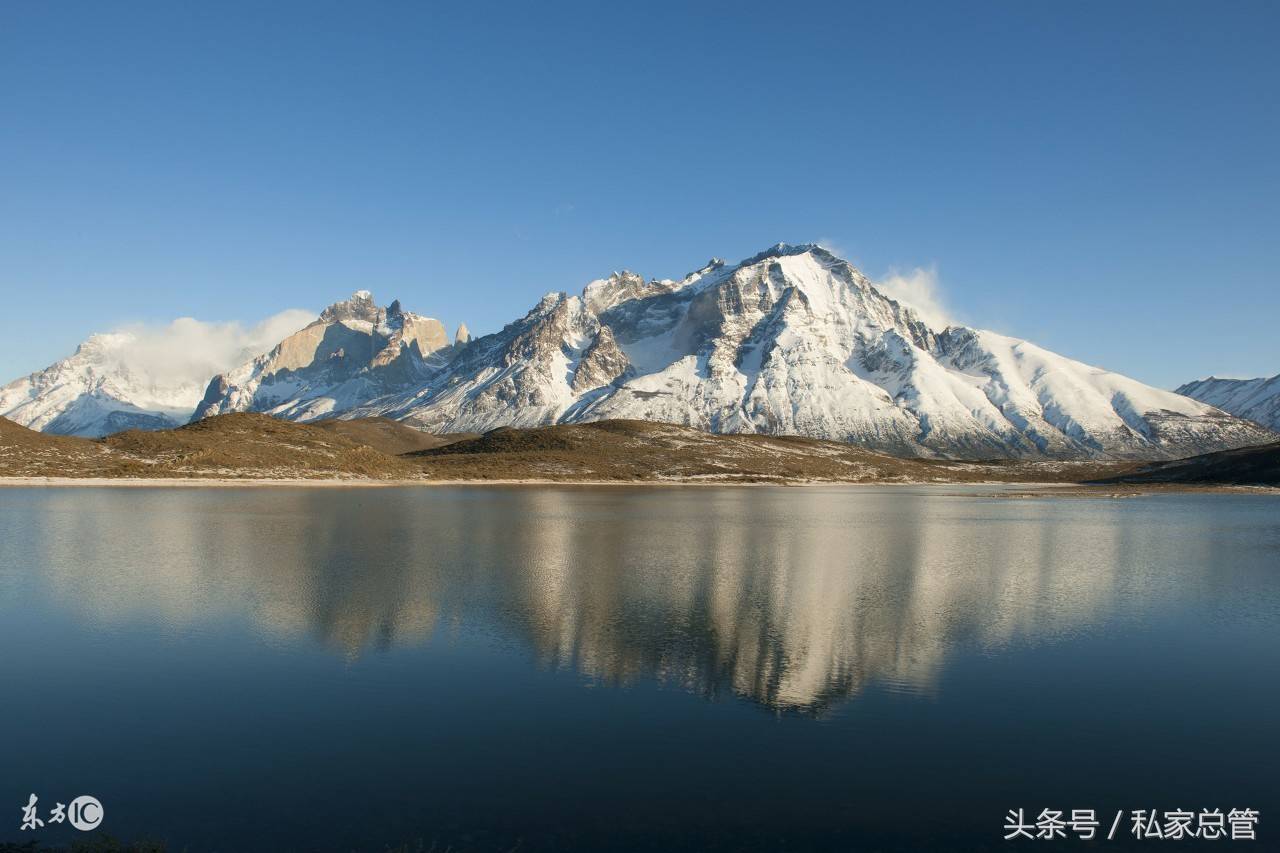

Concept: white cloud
[[105, 309, 315, 390], [874, 266, 954, 330], [816, 238, 847, 258]]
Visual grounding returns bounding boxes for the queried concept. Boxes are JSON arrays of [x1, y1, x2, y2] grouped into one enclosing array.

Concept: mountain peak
[[320, 290, 382, 325], [743, 242, 825, 264], [74, 332, 134, 357], [680, 258, 726, 283], [536, 292, 568, 311], [1177, 373, 1280, 431], [10, 245, 1273, 459]]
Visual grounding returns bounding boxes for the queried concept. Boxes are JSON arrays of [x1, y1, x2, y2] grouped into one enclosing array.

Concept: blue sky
[[2, 0, 1277, 388]]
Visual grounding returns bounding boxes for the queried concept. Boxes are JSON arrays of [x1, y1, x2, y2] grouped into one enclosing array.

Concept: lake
[[0, 485, 1276, 851]]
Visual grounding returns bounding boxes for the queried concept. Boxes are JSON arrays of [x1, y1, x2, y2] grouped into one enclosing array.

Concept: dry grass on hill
[[102, 413, 423, 479], [2, 413, 1275, 486], [408, 419, 1129, 484], [1, 413, 420, 479], [1089, 440, 1280, 486], [313, 416, 475, 455], [0, 415, 119, 477]]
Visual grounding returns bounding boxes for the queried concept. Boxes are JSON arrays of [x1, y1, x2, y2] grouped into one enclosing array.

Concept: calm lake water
[[0, 485, 1276, 851]]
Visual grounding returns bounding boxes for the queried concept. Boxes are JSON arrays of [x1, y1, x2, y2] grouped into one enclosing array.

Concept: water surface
[[1, 486, 1276, 851]]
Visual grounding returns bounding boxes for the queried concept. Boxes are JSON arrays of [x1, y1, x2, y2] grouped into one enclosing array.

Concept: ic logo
[[68, 796, 103, 831]]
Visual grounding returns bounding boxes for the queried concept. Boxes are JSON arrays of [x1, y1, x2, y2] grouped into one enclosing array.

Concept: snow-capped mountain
[[195, 244, 1274, 459], [1176, 374, 1280, 432], [1, 312, 315, 437], [192, 291, 459, 423], [0, 333, 202, 436]]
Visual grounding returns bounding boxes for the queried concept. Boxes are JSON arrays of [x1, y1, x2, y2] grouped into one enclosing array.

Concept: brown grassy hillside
[[0, 416, 117, 476], [1, 413, 419, 479], [313, 416, 475, 455], [101, 413, 421, 478], [1089, 440, 1280, 486], [4, 413, 1272, 486], [409, 419, 1127, 483]]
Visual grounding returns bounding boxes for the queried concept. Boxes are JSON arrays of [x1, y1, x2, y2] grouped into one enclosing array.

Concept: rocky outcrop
[[191, 292, 451, 423], [571, 325, 632, 392]]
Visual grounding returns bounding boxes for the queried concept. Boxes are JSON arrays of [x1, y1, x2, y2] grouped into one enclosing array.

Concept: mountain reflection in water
[[22, 485, 1231, 713]]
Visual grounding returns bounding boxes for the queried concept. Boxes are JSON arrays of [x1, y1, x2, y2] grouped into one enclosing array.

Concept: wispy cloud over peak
[[874, 265, 954, 330]]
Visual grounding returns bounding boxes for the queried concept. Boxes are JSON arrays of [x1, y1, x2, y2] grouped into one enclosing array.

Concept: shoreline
[[0, 475, 1024, 488], [0, 475, 1273, 495]]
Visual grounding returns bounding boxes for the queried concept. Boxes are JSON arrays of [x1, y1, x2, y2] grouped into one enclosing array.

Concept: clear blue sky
[[2, 0, 1277, 388]]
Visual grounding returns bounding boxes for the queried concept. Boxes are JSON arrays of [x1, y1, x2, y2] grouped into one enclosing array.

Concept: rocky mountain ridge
[[191, 291, 461, 423], [0, 332, 212, 436], [195, 243, 1273, 459], [1176, 374, 1280, 432], [4, 244, 1275, 458]]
